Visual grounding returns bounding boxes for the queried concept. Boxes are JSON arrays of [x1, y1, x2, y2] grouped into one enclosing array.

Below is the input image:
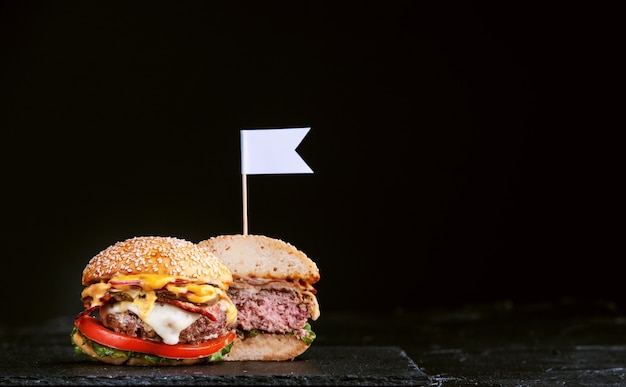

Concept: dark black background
[[1, 2, 620, 325]]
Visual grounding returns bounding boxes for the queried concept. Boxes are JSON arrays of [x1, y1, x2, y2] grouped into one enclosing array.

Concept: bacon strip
[[75, 305, 100, 321], [157, 297, 218, 321]]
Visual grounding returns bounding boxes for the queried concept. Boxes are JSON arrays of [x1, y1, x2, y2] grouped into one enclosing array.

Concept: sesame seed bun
[[197, 234, 319, 285], [82, 236, 233, 287]]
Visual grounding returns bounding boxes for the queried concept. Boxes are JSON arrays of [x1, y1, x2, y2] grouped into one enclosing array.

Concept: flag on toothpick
[[241, 127, 313, 175], [240, 127, 313, 235]]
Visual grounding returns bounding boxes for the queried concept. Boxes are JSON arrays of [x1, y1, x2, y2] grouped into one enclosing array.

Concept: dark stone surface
[[0, 317, 426, 386], [4, 299, 626, 386], [315, 299, 626, 386]]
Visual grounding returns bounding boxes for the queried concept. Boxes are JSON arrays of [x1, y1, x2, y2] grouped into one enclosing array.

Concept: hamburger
[[198, 234, 320, 361], [71, 236, 238, 366]]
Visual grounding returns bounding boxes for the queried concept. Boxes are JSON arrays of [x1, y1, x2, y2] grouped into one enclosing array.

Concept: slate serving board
[[0, 317, 428, 386]]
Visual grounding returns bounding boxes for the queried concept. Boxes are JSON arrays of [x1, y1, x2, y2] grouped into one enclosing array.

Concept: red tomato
[[75, 314, 235, 359]]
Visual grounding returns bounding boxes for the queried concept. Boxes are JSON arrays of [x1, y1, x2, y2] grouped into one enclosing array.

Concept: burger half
[[198, 234, 320, 361], [71, 236, 238, 365]]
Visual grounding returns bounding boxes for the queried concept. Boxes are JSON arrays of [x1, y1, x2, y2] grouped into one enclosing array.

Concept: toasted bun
[[198, 234, 320, 284], [82, 236, 232, 287], [71, 330, 205, 366], [224, 334, 310, 361]]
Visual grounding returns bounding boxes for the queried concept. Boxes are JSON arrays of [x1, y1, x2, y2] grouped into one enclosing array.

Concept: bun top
[[82, 236, 233, 287], [198, 234, 320, 285]]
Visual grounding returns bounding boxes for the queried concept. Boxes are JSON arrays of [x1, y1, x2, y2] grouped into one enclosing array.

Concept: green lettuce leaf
[[240, 322, 316, 345]]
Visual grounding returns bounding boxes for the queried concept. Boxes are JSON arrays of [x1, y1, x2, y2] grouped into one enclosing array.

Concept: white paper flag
[[240, 127, 313, 175]]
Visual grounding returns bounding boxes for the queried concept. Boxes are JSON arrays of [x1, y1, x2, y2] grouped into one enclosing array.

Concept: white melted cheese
[[104, 301, 201, 345]]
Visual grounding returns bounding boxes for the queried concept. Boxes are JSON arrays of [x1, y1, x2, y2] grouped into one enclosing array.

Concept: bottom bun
[[72, 331, 207, 366], [225, 333, 311, 361]]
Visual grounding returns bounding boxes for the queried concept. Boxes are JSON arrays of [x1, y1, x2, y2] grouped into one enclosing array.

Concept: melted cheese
[[303, 289, 320, 320], [83, 274, 224, 307], [131, 291, 157, 320], [81, 282, 111, 308], [222, 298, 238, 325], [110, 273, 178, 291], [104, 301, 201, 345], [83, 274, 233, 344], [166, 283, 222, 304]]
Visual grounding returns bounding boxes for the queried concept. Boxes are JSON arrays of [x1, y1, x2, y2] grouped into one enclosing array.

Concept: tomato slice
[[75, 314, 235, 359]]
